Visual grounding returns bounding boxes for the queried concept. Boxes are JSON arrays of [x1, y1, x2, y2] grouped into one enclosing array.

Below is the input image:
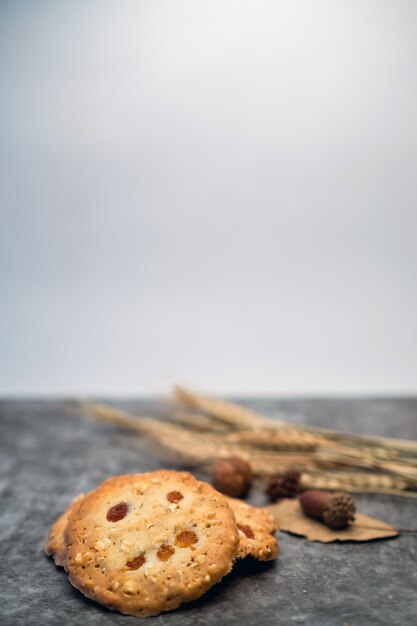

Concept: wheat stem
[[78, 397, 417, 497]]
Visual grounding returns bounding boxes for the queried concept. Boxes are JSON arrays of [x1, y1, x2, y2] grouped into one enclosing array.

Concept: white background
[[1, 0, 416, 395]]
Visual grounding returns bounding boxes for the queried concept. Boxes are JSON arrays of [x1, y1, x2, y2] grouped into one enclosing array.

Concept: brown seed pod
[[211, 457, 253, 498], [299, 490, 356, 529], [265, 470, 301, 502]]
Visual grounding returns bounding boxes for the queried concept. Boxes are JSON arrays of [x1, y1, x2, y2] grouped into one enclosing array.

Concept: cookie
[[45, 493, 86, 566], [64, 471, 239, 617], [225, 496, 278, 561]]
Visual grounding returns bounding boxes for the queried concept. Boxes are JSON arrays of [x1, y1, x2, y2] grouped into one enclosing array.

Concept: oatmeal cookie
[[225, 496, 278, 561], [64, 471, 239, 617]]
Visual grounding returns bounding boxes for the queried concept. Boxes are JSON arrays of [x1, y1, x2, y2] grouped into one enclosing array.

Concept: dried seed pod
[[265, 470, 301, 502], [211, 457, 253, 498], [299, 490, 356, 529]]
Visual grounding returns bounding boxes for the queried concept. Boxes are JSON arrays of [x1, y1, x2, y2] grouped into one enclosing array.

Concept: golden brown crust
[[225, 496, 278, 561], [44, 494, 86, 566], [64, 471, 239, 617]]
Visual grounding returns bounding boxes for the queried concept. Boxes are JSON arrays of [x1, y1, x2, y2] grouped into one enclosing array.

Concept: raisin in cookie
[[225, 496, 278, 561], [45, 493, 86, 566], [64, 471, 239, 617]]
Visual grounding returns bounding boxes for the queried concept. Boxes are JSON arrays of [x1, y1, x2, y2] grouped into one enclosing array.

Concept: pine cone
[[265, 470, 301, 502], [323, 491, 356, 529]]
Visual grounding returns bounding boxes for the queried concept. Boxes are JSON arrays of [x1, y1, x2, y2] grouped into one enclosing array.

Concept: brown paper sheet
[[267, 499, 399, 542]]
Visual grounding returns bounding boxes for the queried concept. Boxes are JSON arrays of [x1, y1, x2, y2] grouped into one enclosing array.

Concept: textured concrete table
[[1, 398, 416, 626]]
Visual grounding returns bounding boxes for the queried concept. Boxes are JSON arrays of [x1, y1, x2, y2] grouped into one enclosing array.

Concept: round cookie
[[45, 493, 86, 566], [65, 471, 239, 617], [225, 496, 278, 562]]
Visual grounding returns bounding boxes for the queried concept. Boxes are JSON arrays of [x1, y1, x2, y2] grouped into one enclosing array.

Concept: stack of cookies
[[45, 470, 278, 617]]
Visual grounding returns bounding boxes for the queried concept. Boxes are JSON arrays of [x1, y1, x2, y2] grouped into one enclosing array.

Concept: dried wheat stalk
[[78, 391, 417, 496], [246, 452, 417, 484], [175, 386, 417, 456], [174, 387, 334, 446], [169, 412, 228, 433], [174, 385, 279, 429], [302, 428, 417, 455], [84, 402, 315, 466], [80, 402, 230, 464], [300, 471, 410, 492], [221, 429, 327, 450]]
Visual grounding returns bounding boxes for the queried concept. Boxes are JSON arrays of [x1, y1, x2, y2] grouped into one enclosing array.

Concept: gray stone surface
[[1, 398, 416, 626]]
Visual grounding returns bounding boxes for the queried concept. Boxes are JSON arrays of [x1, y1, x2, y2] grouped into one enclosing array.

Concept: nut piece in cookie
[[265, 470, 301, 502], [64, 471, 239, 617], [225, 496, 278, 562]]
